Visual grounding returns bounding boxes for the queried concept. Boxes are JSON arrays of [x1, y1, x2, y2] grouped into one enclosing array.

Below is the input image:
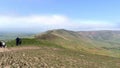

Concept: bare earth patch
[[0, 48, 10, 52], [0, 46, 120, 68], [0, 46, 40, 52]]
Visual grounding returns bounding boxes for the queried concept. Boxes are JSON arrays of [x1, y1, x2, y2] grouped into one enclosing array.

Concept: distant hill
[[35, 29, 120, 57], [0, 32, 34, 41]]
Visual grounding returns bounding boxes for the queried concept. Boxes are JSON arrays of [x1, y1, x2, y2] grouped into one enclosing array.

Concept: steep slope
[[35, 29, 120, 57], [78, 31, 120, 57], [78, 31, 120, 47]]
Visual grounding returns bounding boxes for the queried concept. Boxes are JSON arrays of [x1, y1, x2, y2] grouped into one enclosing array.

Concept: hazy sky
[[0, 0, 120, 32]]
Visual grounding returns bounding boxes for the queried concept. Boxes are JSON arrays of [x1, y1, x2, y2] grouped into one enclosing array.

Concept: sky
[[0, 0, 120, 33]]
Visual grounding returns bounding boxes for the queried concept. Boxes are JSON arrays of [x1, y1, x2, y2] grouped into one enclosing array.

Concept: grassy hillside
[[6, 38, 64, 49], [34, 29, 120, 57], [4, 29, 120, 67], [78, 31, 120, 47]]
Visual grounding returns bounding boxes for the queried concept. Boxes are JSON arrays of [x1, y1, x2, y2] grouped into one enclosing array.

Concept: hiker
[[16, 37, 22, 46], [0, 41, 6, 48]]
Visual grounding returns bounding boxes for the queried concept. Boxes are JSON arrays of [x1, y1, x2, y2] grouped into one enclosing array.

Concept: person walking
[[16, 37, 21, 46]]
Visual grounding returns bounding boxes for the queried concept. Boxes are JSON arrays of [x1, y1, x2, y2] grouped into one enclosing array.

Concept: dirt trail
[[0, 46, 40, 52]]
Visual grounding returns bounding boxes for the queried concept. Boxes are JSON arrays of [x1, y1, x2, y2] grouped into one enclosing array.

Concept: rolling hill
[[4, 29, 120, 67], [35, 29, 120, 57]]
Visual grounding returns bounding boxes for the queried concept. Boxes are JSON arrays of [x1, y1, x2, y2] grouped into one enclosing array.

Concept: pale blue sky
[[0, 0, 120, 32]]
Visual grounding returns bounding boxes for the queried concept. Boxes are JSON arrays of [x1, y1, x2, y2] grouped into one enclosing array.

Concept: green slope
[[35, 29, 120, 57]]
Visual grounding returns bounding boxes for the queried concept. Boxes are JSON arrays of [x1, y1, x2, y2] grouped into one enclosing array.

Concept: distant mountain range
[[35, 29, 120, 57]]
